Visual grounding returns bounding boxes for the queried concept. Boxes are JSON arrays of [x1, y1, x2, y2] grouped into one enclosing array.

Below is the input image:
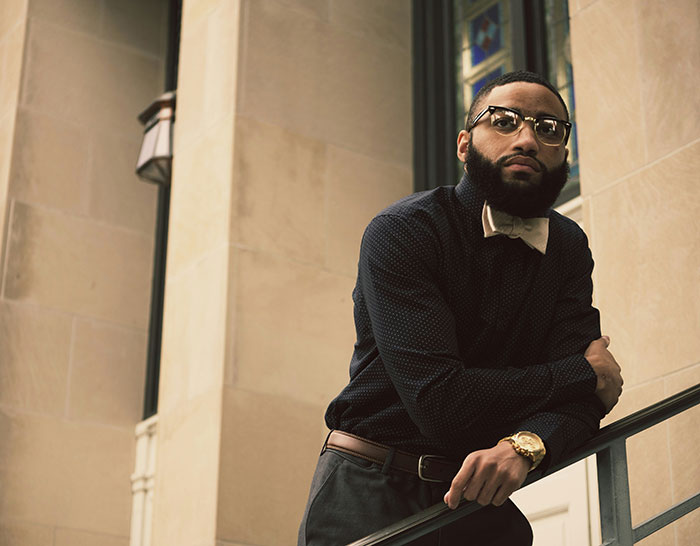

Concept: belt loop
[[381, 447, 396, 474], [320, 429, 333, 456]]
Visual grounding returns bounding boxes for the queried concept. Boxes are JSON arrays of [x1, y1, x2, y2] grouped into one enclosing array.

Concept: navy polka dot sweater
[[326, 175, 606, 469]]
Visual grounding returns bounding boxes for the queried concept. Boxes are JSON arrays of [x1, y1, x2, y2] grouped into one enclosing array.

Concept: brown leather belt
[[324, 430, 460, 483]]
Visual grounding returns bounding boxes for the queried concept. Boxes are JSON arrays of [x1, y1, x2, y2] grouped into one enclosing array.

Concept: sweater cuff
[[548, 354, 598, 406]]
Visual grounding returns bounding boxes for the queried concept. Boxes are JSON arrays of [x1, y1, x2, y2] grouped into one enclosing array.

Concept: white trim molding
[[130, 414, 158, 546]]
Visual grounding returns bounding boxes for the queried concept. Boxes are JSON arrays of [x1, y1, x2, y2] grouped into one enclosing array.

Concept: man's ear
[[457, 130, 469, 163]]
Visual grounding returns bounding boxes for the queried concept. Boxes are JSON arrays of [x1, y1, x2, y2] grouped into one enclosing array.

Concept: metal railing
[[349, 383, 700, 546]]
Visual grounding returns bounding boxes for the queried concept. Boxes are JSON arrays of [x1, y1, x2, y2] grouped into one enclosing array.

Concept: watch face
[[512, 432, 545, 470], [517, 432, 543, 452]]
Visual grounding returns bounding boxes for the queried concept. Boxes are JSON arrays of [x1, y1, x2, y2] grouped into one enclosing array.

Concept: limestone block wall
[[222, 2, 412, 542], [229, 0, 414, 537], [153, 1, 412, 544], [0, 0, 168, 544], [570, 0, 700, 544]]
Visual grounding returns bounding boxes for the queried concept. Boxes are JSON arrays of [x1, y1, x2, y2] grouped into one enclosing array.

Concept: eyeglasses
[[468, 105, 572, 147]]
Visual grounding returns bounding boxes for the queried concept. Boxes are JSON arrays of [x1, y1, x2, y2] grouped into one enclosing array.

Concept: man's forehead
[[482, 82, 566, 118]]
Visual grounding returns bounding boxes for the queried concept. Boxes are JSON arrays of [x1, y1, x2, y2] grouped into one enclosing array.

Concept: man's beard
[[465, 138, 569, 217]]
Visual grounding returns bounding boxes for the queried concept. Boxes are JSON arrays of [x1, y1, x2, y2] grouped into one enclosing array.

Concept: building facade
[[0, 1, 697, 545]]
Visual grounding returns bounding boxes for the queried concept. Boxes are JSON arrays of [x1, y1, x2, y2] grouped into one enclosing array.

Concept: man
[[298, 71, 623, 545]]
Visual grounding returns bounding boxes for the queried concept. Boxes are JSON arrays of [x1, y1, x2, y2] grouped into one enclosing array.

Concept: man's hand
[[585, 336, 623, 413], [443, 442, 530, 509]]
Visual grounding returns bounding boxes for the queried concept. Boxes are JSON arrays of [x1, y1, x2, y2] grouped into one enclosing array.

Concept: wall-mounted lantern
[[136, 91, 176, 184]]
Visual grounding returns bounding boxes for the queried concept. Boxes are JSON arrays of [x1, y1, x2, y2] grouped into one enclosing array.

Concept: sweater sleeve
[[509, 227, 605, 467]]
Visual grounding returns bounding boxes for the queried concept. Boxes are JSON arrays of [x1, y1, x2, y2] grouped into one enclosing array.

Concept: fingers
[[444, 445, 530, 509], [492, 482, 516, 507], [448, 464, 523, 507], [464, 465, 492, 505], [444, 458, 476, 509], [475, 477, 499, 506], [444, 462, 493, 508], [443, 456, 495, 508], [600, 367, 625, 413], [590, 335, 611, 351], [595, 335, 611, 350], [585, 336, 609, 357]]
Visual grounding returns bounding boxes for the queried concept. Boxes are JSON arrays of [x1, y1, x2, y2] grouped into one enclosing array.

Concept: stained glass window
[[454, 0, 512, 129], [470, 4, 503, 65]]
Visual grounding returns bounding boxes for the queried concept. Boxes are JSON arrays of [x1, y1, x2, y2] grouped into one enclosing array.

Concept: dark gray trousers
[[298, 449, 533, 546]]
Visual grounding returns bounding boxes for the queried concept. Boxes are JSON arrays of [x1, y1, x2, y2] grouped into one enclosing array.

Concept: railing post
[[597, 440, 634, 546]]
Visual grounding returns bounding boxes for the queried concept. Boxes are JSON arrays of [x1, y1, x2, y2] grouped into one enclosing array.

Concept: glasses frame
[[468, 105, 572, 147]]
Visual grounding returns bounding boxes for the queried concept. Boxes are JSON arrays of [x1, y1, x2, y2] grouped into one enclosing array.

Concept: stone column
[[152, 1, 412, 544]]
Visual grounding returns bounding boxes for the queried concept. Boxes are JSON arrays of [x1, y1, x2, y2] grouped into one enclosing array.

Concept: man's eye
[[492, 116, 517, 129], [537, 121, 558, 135]]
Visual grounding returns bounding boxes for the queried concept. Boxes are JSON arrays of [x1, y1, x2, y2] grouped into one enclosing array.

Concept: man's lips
[[503, 156, 542, 172]]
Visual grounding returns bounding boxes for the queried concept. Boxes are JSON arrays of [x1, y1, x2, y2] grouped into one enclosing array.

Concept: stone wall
[[0, 0, 168, 544], [570, 0, 700, 544]]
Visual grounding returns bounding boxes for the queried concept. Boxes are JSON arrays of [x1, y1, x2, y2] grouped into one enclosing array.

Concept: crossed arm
[[359, 214, 622, 508], [444, 337, 622, 508]]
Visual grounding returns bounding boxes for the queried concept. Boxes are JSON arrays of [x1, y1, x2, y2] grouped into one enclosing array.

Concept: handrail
[[349, 382, 700, 546]]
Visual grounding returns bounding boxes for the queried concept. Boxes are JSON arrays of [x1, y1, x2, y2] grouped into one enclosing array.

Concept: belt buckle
[[418, 454, 447, 482]]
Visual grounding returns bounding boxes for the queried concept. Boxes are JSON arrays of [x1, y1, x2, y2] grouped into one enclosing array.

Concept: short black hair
[[465, 70, 569, 130]]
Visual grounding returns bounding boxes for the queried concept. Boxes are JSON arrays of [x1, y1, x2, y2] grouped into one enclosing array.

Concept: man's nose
[[512, 122, 539, 154]]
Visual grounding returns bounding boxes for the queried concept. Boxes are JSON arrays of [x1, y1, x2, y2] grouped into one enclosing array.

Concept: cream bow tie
[[482, 203, 549, 254]]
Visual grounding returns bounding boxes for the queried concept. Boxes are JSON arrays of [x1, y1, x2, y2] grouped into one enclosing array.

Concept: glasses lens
[[489, 109, 520, 134], [535, 119, 565, 145]]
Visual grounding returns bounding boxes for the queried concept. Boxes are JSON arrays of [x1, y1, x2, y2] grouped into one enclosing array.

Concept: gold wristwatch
[[498, 431, 546, 471]]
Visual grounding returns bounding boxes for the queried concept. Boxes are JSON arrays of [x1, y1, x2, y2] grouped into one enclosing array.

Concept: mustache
[[497, 153, 546, 172]]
